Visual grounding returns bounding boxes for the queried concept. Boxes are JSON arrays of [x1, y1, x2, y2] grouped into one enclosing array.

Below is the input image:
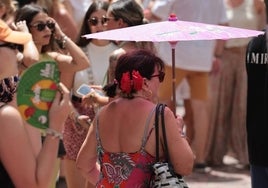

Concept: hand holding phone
[[76, 84, 94, 96]]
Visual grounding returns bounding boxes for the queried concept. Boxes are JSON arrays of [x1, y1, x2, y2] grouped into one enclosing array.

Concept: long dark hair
[[15, 4, 58, 53], [108, 0, 144, 26], [76, 0, 109, 47]]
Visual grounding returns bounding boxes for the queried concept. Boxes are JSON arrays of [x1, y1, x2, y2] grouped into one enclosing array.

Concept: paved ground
[[57, 169, 250, 188], [185, 155, 251, 188], [186, 171, 250, 188], [175, 104, 251, 188]]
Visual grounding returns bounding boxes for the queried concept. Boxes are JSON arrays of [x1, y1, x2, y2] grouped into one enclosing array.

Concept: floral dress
[[95, 108, 156, 188]]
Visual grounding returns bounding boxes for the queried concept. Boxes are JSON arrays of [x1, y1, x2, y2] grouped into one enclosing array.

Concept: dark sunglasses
[[30, 21, 55, 31], [88, 16, 109, 26], [150, 71, 165, 83]]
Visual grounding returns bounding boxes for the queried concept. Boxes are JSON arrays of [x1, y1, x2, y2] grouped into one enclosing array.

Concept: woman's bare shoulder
[[110, 48, 126, 60], [0, 105, 23, 129]]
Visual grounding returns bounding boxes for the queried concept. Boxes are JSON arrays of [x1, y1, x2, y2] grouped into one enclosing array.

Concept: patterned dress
[[63, 100, 95, 160]]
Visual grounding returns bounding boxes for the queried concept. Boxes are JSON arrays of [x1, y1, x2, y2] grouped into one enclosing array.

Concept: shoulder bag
[[151, 103, 189, 188]]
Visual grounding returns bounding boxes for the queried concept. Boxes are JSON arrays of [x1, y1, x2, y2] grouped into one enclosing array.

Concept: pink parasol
[[83, 14, 264, 114], [83, 15, 263, 42]]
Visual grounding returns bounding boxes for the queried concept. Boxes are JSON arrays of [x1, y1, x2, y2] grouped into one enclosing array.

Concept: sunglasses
[[30, 21, 55, 31], [150, 71, 165, 83], [88, 16, 109, 26]]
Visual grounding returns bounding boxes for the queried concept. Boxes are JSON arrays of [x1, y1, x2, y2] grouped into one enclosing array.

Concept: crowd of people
[[0, 0, 267, 188]]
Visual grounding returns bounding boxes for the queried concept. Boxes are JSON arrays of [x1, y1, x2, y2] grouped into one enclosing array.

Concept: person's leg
[[188, 71, 210, 169], [176, 79, 193, 143], [205, 50, 233, 166], [205, 70, 224, 166], [191, 99, 209, 163], [251, 165, 268, 188], [229, 48, 249, 166]]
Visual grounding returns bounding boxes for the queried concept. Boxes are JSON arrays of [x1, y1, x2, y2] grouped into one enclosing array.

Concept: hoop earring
[[144, 88, 152, 99]]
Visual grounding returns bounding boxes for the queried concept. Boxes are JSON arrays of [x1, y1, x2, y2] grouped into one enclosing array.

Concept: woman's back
[[98, 98, 156, 154], [96, 98, 156, 187]]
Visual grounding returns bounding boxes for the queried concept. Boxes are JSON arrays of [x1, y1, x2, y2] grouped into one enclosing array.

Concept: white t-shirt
[[73, 42, 118, 96], [152, 0, 228, 71], [225, 0, 261, 48]]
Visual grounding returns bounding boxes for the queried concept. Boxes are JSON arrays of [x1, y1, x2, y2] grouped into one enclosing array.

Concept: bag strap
[[154, 103, 162, 162], [159, 104, 183, 178], [159, 104, 171, 162], [155, 103, 172, 162], [155, 103, 170, 162]]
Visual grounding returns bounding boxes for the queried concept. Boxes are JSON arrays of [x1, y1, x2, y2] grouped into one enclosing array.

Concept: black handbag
[[151, 103, 189, 188]]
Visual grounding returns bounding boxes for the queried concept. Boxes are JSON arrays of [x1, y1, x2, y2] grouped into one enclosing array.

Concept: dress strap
[[95, 109, 107, 159], [141, 106, 157, 150], [95, 110, 101, 148]]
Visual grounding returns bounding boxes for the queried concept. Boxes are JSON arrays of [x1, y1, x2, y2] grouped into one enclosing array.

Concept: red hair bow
[[121, 72, 131, 94], [132, 70, 143, 91], [120, 70, 143, 94]]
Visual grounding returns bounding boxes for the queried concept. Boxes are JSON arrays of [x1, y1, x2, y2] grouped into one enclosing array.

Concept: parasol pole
[[168, 14, 178, 115]]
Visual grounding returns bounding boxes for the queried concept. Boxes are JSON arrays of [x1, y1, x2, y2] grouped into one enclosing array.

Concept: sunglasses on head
[[88, 16, 109, 26], [150, 71, 165, 83], [30, 21, 55, 31]]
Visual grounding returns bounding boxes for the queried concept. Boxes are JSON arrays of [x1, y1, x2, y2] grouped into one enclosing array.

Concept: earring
[[143, 88, 152, 99]]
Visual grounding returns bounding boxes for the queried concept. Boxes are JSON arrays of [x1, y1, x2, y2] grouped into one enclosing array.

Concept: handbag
[[151, 103, 189, 188]]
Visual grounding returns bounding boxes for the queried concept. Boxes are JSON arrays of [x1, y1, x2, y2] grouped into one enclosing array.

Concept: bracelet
[[58, 35, 68, 49], [46, 128, 63, 140], [70, 111, 82, 127], [62, 35, 68, 49]]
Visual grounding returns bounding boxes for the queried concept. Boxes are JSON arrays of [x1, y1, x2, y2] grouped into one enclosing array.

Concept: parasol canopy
[[83, 15, 264, 114], [83, 19, 264, 42]]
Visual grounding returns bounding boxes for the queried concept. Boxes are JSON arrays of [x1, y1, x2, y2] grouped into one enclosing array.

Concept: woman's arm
[[47, 18, 90, 89], [51, 17, 89, 72], [76, 120, 100, 185], [0, 83, 71, 188], [163, 107, 195, 176], [13, 21, 39, 70]]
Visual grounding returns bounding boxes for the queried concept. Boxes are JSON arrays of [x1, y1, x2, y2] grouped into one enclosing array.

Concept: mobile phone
[[76, 84, 94, 96]]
